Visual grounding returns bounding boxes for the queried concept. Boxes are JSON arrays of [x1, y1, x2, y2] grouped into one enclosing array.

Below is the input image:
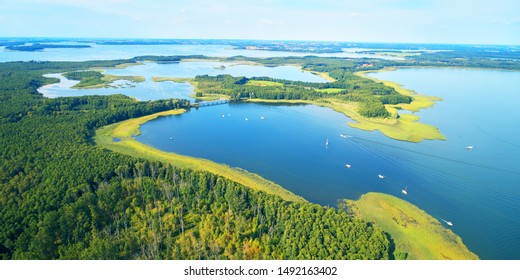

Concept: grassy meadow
[[345, 193, 478, 260]]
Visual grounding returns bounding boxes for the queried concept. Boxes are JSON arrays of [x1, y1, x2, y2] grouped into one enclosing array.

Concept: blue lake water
[[0, 42, 399, 62], [136, 68, 520, 260], [38, 61, 327, 100]]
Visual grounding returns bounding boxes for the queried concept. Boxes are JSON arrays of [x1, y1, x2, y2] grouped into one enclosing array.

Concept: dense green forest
[[0, 61, 391, 259], [192, 67, 409, 118]]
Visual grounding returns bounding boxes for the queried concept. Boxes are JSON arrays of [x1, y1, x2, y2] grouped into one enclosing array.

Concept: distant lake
[[38, 61, 328, 100], [136, 68, 520, 260], [0, 42, 401, 62]]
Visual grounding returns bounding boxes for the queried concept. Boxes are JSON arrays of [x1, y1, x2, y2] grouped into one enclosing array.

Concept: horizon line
[[1, 36, 518, 47]]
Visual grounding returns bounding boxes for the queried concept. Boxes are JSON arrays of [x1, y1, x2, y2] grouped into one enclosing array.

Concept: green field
[[95, 110, 305, 203], [316, 88, 345, 94], [152, 76, 192, 83], [345, 193, 478, 260], [246, 80, 284, 87]]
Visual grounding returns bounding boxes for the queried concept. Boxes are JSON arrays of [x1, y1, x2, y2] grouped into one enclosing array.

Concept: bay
[[136, 68, 520, 260]]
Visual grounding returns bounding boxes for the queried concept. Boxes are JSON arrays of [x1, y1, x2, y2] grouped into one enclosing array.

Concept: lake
[[38, 61, 328, 100], [0, 42, 400, 62], [135, 68, 520, 260]]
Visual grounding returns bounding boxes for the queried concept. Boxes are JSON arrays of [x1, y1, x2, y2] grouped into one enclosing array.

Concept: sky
[[1, 0, 519, 45]]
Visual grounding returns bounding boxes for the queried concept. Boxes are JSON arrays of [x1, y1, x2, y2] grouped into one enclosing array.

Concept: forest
[[0, 60, 391, 259]]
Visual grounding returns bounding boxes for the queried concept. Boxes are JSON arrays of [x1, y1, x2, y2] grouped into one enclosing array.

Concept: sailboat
[[402, 186, 408, 195]]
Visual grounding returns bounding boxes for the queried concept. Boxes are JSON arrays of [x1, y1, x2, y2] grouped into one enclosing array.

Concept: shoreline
[[95, 109, 305, 203], [345, 192, 478, 260], [70, 72, 145, 89], [246, 96, 445, 142], [351, 68, 446, 142], [94, 109, 478, 260], [92, 61, 446, 143], [95, 108, 476, 259]]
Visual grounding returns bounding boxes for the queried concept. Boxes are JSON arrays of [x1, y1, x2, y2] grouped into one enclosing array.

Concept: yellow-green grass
[[243, 97, 444, 142], [316, 88, 345, 94], [91, 62, 144, 70], [246, 80, 284, 87], [346, 193, 478, 260], [152, 77, 192, 83], [325, 99, 444, 142], [95, 110, 304, 203], [355, 69, 441, 112], [312, 71, 336, 82], [346, 69, 446, 142]]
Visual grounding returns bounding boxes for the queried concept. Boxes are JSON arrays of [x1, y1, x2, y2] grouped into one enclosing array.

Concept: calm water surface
[[0, 43, 399, 62], [38, 61, 327, 100], [137, 68, 520, 259]]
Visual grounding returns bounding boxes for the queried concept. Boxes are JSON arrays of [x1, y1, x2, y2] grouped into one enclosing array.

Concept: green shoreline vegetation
[[152, 62, 444, 142], [94, 109, 477, 259], [94, 109, 305, 203], [63, 70, 145, 89], [344, 193, 478, 260]]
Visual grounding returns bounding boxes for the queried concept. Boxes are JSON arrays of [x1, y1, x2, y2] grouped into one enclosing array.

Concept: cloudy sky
[[1, 0, 519, 44]]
